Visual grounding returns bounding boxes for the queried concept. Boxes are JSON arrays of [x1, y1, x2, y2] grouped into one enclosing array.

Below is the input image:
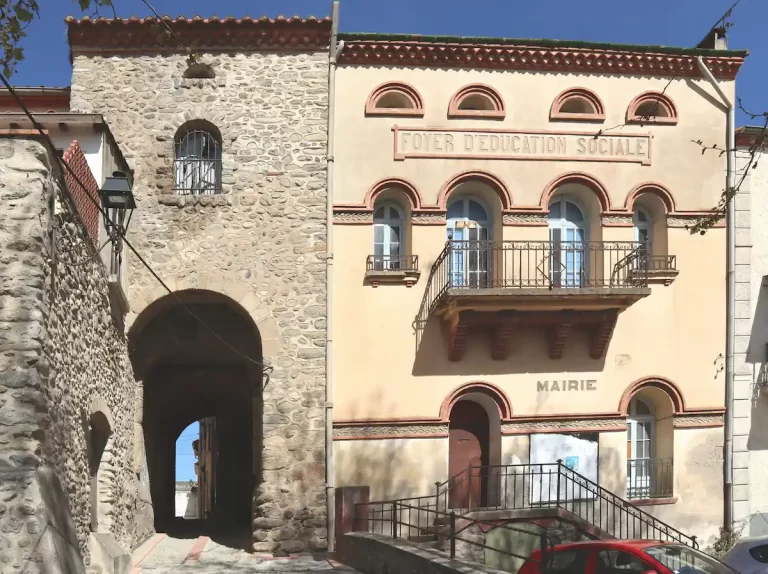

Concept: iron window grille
[[174, 129, 222, 195]]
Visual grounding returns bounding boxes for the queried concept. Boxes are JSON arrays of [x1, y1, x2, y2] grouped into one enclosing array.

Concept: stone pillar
[[334, 486, 370, 557], [733, 159, 753, 532]]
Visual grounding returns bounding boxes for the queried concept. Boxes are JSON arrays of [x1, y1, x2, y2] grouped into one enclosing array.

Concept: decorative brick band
[[501, 417, 626, 434], [333, 210, 373, 224], [338, 38, 745, 80], [667, 214, 725, 228], [503, 213, 548, 226], [412, 212, 447, 225], [333, 422, 448, 440], [674, 413, 724, 428], [602, 214, 633, 226], [67, 15, 332, 53]]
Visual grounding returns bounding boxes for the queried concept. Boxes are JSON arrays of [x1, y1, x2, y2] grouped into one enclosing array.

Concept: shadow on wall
[[746, 282, 768, 450], [413, 318, 607, 377], [335, 391, 444, 502]]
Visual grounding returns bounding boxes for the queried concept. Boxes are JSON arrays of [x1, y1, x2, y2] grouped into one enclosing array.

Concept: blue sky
[[12, 0, 768, 126], [176, 422, 199, 482]]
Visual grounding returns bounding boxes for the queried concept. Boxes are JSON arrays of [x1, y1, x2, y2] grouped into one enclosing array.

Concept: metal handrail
[[354, 499, 554, 566], [434, 461, 697, 549], [413, 240, 652, 345]]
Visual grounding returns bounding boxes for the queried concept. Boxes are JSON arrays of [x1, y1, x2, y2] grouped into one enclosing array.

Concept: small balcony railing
[[627, 457, 674, 500], [415, 240, 652, 332], [366, 254, 419, 272]]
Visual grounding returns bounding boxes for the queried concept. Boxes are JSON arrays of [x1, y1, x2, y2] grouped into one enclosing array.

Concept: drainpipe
[[696, 56, 736, 531], [325, 0, 340, 553]]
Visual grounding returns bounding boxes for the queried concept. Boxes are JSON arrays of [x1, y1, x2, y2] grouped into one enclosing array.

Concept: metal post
[[450, 511, 456, 559], [392, 501, 397, 539], [556, 460, 562, 507], [467, 465, 472, 510], [435, 481, 441, 512]]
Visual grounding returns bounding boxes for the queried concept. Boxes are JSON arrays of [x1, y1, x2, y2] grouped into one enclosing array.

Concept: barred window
[[174, 122, 222, 195]]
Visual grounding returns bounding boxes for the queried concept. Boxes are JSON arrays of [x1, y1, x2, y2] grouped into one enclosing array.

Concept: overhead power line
[[0, 73, 264, 370]]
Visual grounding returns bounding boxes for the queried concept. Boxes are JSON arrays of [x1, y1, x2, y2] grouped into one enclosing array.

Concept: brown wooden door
[[448, 401, 489, 509]]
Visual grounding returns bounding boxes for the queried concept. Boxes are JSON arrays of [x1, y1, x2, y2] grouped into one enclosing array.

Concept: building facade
[[67, 16, 332, 554], [733, 126, 768, 536], [330, 33, 747, 546]]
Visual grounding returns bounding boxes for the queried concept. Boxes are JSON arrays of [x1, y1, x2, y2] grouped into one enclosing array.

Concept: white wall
[[49, 126, 104, 185], [737, 140, 768, 535]]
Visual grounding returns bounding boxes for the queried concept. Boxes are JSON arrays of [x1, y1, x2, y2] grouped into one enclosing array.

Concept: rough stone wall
[[0, 139, 151, 573], [70, 51, 329, 553]]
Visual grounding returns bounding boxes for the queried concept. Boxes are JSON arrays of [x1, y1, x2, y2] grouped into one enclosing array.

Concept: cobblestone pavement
[[129, 535, 360, 574]]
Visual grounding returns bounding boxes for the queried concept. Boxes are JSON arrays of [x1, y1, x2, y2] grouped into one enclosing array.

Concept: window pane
[[636, 208, 648, 222], [549, 201, 561, 219], [468, 200, 487, 221], [565, 201, 584, 223], [447, 201, 463, 219], [597, 550, 649, 574], [374, 207, 385, 219], [374, 225, 384, 243], [390, 226, 401, 244], [374, 243, 384, 256], [639, 422, 650, 442], [549, 550, 590, 574]]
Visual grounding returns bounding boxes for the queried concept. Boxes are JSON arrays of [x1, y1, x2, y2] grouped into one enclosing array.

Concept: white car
[[722, 537, 768, 574]]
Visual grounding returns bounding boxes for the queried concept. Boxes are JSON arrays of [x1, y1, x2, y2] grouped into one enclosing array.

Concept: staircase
[[356, 461, 698, 552]]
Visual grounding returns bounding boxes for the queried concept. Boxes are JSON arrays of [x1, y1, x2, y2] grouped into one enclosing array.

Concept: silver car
[[722, 537, 768, 574]]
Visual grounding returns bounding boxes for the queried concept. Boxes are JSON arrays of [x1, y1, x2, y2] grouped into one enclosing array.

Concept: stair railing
[[434, 461, 698, 549]]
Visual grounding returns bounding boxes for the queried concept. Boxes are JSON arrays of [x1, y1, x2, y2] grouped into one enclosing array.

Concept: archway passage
[[88, 410, 112, 533], [129, 290, 262, 548], [449, 400, 490, 509]]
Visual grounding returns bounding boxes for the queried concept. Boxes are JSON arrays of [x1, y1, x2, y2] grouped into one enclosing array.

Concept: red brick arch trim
[[624, 182, 677, 214], [438, 170, 512, 211], [618, 377, 685, 416], [448, 84, 506, 119], [365, 81, 425, 117], [440, 381, 513, 421], [540, 171, 611, 213], [364, 177, 423, 210], [550, 87, 606, 122], [626, 91, 678, 125]]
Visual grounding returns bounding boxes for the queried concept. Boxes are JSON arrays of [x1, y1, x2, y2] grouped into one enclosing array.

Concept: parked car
[[722, 536, 768, 573], [519, 540, 736, 574]]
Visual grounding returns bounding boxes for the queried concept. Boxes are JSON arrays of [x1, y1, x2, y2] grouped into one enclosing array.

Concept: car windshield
[[644, 544, 736, 574]]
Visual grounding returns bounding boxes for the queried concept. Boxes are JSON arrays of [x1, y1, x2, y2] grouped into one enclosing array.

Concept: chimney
[[696, 26, 728, 50]]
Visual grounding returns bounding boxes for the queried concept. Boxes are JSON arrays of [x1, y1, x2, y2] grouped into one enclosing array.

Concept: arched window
[[447, 197, 491, 287], [174, 122, 222, 195], [627, 397, 654, 500], [365, 82, 424, 117], [448, 85, 505, 119], [626, 92, 678, 125], [548, 196, 587, 288], [550, 88, 605, 122], [373, 203, 405, 270]]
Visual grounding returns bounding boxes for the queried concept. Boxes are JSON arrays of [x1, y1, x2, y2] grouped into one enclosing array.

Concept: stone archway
[[128, 289, 263, 547]]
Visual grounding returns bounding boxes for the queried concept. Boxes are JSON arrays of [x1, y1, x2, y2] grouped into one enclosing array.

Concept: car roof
[[529, 540, 674, 556]]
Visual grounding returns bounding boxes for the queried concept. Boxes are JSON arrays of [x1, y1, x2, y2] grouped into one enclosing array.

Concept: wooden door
[[448, 401, 489, 509]]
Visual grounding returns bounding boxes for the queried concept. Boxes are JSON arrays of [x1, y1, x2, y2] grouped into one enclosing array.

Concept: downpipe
[[325, 0, 340, 553], [696, 56, 736, 531]]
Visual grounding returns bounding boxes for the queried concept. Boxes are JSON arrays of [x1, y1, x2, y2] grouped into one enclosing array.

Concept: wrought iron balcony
[[627, 457, 674, 500], [365, 254, 420, 287], [415, 240, 659, 360]]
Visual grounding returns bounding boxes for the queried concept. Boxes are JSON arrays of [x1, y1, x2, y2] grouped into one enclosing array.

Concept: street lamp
[[99, 170, 135, 278]]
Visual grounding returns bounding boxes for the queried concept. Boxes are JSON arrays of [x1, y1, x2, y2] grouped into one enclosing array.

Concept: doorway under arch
[[129, 289, 263, 546]]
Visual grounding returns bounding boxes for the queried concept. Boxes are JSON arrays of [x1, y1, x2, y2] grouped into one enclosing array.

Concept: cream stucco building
[[330, 32, 747, 546]]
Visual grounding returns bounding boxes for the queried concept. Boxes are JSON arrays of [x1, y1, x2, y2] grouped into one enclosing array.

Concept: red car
[[519, 540, 737, 574]]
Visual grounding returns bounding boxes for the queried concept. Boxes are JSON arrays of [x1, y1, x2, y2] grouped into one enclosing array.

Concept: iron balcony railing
[[415, 240, 652, 333], [627, 458, 674, 500], [366, 254, 419, 272]]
